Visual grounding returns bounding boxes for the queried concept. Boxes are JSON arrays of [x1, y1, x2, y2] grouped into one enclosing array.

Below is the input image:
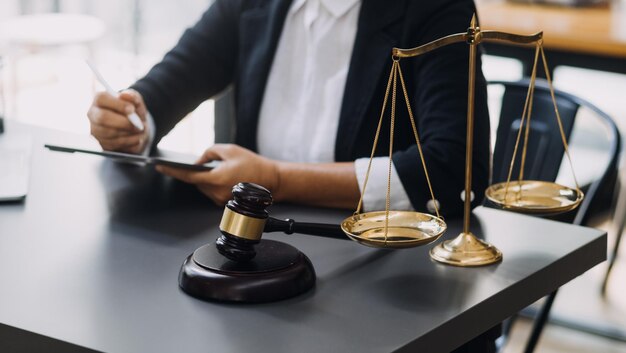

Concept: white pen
[[85, 60, 144, 131]]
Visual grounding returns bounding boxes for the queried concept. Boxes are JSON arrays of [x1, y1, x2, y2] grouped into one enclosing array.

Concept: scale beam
[[392, 27, 543, 59]]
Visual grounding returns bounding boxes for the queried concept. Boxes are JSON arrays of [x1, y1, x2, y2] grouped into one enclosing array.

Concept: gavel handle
[[264, 217, 346, 239]]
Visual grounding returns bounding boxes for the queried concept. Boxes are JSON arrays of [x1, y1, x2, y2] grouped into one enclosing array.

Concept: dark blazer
[[132, 0, 490, 217]]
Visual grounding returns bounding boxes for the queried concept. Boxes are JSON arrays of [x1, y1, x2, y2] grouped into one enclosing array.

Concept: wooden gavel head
[[216, 182, 273, 262]]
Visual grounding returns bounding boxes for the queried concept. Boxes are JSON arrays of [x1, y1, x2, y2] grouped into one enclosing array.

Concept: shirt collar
[[290, 0, 360, 18]]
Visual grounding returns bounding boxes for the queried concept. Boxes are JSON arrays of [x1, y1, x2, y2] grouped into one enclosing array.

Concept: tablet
[[44, 144, 220, 171]]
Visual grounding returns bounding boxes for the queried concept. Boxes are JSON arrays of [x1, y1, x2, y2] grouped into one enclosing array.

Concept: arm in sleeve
[[131, 0, 241, 146], [354, 157, 414, 212]]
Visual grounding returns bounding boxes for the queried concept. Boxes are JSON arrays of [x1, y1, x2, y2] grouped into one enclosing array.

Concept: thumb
[[119, 90, 147, 121], [196, 144, 227, 164], [119, 89, 142, 106]]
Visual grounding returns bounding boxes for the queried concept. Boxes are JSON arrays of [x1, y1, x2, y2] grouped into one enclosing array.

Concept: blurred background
[[0, 0, 215, 154], [1, 0, 626, 158], [1, 1, 626, 352]]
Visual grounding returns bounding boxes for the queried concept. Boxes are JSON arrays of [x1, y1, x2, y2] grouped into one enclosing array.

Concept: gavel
[[181, 183, 437, 302], [216, 182, 346, 262]]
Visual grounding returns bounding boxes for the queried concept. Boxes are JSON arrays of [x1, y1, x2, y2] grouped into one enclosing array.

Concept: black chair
[[602, 174, 626, 295], [489, 79, 622, 353]]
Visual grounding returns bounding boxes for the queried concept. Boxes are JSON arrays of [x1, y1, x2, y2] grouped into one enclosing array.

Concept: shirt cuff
[[138, 112, 156, 156], [354, 157, 414, 212]]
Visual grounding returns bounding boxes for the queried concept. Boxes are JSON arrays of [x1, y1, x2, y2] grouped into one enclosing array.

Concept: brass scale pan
[[485, 180, 583, 215], [341, 211, 447, 249]]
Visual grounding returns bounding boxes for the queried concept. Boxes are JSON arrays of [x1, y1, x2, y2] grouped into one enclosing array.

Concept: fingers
[[118, 89, 142, 106], [155, 165, 211, 185], [90, 123, 143, 139], [197, 148, 221, 164], [93, 92, 136, 116], [97, 133, 145, 153], [158, 144, 268, 206], [88, 105, 145, 150], [88, 90, 150, 152], [196, 144, 241, 163], [88, 97, 138, 131], [119, 89, 148, 120]]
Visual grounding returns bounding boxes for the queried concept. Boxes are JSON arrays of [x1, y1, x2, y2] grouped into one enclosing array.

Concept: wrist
[[272, 160, 287, 202]]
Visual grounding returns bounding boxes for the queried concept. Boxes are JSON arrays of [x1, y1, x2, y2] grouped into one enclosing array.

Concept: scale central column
[[429, 16, 502, 267]]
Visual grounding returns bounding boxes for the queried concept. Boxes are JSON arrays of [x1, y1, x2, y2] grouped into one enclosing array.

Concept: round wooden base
[[178, 240, 316, 303]]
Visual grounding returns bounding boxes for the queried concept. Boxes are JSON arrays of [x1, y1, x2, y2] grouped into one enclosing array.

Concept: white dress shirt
[[257, 0, 413, 211], [145, 0, 414, 211]]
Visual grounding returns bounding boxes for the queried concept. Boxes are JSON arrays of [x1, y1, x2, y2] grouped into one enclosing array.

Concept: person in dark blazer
[[87, 0, 490, 218], [87, 1, 498, 350]]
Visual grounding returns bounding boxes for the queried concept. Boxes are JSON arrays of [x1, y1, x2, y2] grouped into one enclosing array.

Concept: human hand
[[155, 144, 280, 206], [87, 89, 149, 154]]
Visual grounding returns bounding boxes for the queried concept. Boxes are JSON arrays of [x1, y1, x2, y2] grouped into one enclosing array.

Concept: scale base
[[430, 232, 502, 267], [179, 240, 315, 303]]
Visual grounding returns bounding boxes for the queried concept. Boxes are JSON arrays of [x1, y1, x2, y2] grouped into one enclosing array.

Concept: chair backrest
[[489, 79, 622, 226]]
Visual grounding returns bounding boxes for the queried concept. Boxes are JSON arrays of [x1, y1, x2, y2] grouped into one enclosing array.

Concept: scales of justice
[[178, 15, 583, 302]]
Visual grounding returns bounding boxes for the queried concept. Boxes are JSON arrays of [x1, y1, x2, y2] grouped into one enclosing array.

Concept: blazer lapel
[[236, 0, 293, 151], [335, 0, 405, 161]]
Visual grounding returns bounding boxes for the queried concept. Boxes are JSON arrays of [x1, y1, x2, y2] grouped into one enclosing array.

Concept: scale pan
[[340, 211, 446, 249], [485, 180, 583, 215]]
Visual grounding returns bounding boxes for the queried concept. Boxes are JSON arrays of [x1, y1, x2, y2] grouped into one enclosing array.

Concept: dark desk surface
[[0, 123, 606, 353]]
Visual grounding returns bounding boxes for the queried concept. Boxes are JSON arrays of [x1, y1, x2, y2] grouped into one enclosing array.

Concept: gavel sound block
[[178, 183, 345, 303]]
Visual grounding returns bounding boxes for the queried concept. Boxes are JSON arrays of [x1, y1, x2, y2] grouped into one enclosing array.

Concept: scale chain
[[503, 43, 541, 204], [540, 45, 581, 194], [355, 62, 395, 215], [355, 58, 444, 245], [396, 63, 441, 219], [502, 41, 581, 205], [384, 62, 399, 243]]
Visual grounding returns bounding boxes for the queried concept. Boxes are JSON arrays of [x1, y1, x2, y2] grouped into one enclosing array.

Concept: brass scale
[[339, 15, 584, 266]]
